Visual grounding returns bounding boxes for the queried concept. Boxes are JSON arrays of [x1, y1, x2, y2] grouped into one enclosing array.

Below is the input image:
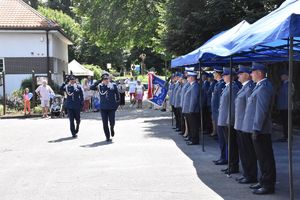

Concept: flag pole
[[288, 36, 294, 200]]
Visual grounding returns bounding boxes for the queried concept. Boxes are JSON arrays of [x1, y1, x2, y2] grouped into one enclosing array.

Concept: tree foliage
[[74, 0, 166, 52], [163, 0, 285, 56], [26, 0, 287, 74]]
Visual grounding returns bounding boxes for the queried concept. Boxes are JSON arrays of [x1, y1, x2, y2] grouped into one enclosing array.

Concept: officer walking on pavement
[[60, 75, 84, 138], [234, 65, 257, 184], [243, 62, 276, 195], [211, 66, 227, 165], [218, 67, 240, 174], [90, 73, 120, 142]]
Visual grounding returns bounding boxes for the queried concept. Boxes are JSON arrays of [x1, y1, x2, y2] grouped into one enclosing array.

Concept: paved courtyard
[[0, 105, 299, 200]]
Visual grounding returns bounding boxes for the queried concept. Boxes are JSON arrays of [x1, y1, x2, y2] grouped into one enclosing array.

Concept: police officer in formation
[[207, 73, 217, 137], [90, 73, 120, 142], [242, 63, 276, 194], [276, 69, 292, 142], [182, 71, 200, 145], [211, 67, 227, 165], [172, 73, 183, 132], [234, 65, 257, 184], [180, 73, 190, 136], [173, 73, 185, 133], [169, 73, 179, 130], [60, 75, 84, 138], [170, 62, 277, 195], [200, 72, 210, 133], [217, 67, 240, 174]]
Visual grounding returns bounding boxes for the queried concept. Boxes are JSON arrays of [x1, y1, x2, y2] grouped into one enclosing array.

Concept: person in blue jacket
[[60, 75, 84, 138], [276, 69, 293, 142], [90, 73, 120, 142], [207, 73, 217, 137], [211, 66, 226, 165], [217, 67, 240, 174], [242, 62, 276, 195], [234, 65, 257, 184], [185, 71, 200, 145]]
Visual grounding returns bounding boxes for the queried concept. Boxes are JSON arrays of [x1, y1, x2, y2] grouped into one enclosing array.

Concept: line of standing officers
[[169, 62, 280, 195]]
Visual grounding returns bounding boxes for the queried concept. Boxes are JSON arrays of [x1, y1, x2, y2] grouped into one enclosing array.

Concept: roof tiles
[[0, 0, 59, 29]]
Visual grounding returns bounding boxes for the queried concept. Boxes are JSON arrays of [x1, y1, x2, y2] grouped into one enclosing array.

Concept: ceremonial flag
[[147, 72, 168, 107]]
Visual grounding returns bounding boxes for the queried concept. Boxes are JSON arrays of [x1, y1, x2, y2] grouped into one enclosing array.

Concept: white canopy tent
[[68, 60, 94, 76]]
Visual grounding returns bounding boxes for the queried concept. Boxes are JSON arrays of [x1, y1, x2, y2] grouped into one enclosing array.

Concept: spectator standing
[[35, 80, 54, 118], [135, 81, 145, 109], [127, 77, 137, 106], [23, 88, 31, 115], [117, 79, 126, 110], [82, 78, 92, 112]]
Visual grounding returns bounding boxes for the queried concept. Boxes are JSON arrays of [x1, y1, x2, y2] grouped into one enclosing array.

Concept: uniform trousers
[[186, 113, 200, 144], [174, 107, 181, 129], [180, 109, 186, 134], [101, 109, 116, 140], [217, 125, 227, 161], [252, 133, 276, 188], [236, 131, 257, 180], [203, 106, 212, 134], [279, 110, 288, 138], [223, 126, 239, 169], [68, 108, 81, 136]]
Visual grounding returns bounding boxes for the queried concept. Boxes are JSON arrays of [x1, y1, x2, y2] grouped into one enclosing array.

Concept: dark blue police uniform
[[60, 81, 84, 137], [91, 78, 120, 142]]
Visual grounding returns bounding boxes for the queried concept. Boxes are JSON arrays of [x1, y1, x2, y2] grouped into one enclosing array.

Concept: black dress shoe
[[221, 168, 228, 172], [72, 134, 77, 138], [235, 176, 244, 181], [215, 160, 228, 165], [252, 187, 274, 195], [184, 137, 190, 141], [213, 159, 221, 164], [250, 183, 261, 189], [186, 141, 199, 145], [106, 138, 112, 142], [224, 167, 239, 174], [176, 129, 182, 132], [238, 178, 257, 184]]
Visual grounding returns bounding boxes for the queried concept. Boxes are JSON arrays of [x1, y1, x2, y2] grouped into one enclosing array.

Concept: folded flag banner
[[147, 72, 168, 107]]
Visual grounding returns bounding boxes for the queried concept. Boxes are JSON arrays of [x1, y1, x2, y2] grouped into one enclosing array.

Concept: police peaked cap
[[252, 62, 267, 72], [101, 73, 110, 79], [213, 66, 223, 73], [237, 65, 252, 74], [222, 67, 236, 76], [69, 75, 76, 80], [187, 71, 197, 77]]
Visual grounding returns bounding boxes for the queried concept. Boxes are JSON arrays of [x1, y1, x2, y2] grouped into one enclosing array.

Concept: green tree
[[23, 0, 39, 8], [38, 6, 82, 61], [74, 0, 165, 52]]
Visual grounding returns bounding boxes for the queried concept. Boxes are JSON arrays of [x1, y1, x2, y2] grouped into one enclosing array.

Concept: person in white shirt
[[135, 81, 145, 109], [127, 77, 137, 106], [35, 80, 54, 118]]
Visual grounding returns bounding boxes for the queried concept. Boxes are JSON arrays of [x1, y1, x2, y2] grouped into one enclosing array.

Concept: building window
[[0, 58, 4, 72]]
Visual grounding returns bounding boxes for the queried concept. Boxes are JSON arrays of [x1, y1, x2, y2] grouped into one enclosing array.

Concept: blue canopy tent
[[170, 0, 299, 198], [171, 20, 250, 68], [202, 1, 299, 199]]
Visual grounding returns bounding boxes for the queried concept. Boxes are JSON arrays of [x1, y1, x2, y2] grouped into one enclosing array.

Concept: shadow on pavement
[[143, 117, 300, 200], [80, 141, 113, 148], [48, 136, 77, 143]]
